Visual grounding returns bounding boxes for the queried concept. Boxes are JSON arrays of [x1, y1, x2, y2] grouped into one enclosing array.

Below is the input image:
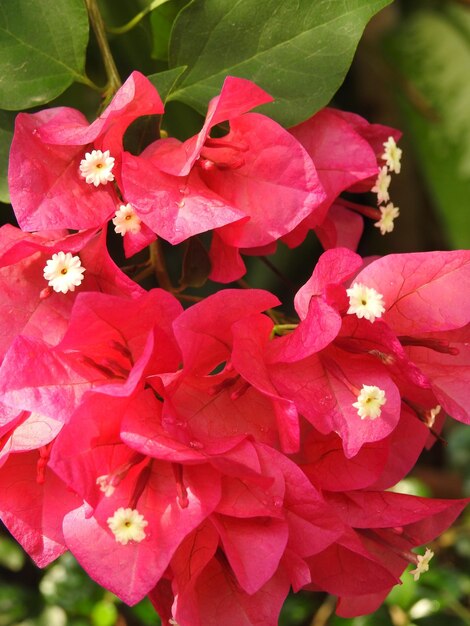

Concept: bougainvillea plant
[[0, 0, 468, 624]]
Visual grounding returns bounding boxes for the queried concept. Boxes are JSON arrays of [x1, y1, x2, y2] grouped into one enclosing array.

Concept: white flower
[[424, 405, 441, 428], [43, 251, 85, 294], [352, 385, 386, 420], [79, 149, 115, 186], [346, 283, 385, 323], [96, 475, 115, 497], [374, 203, 400, 235], [410, 548, 434, 581], [371, 166, 391, 204], [107, 507, 148, 545], [381, 136, 402, 174], [112, 203, 141, 236]]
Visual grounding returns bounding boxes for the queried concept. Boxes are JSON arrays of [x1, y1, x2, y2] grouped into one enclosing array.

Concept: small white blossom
[[424, 405, 441, 428], [107, 507, 148, 545], [381, 136, 402, 174], [43, 251, 85, 294], [96, 475, 115, 497], [352, 385, 386, 420], [112, 203, 142, 236], [79, 149, 115, 186], [371, 166, 391, 204], [374, 203, 400, 235], [346, 283, 385, 323], [409, 548, 434, 581]]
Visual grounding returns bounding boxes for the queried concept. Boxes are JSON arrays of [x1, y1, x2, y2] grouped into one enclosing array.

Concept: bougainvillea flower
[[166, 552, 291, 626], [9, 108, 116, 231], [335, 109, 402, 166], [164, 288, 303, 452], [0, 408, 63, 468], [280, 108, 401, 250], [0, 287, 181, 424], [355, 250, 470, 335], [0, 227, 142, 360], [121, 152, 246, 244], [47, 396, 221, 604], [313, 203, 364, 251], [279, 246, 363, 358], [9, 72, 163, 231], [148, 446, 345, 626], [305, 490, 468, 617], [37, 71, 164, 162], [291, 108, 381, 213], [263, 344, 401, 457], [172, 288, 279, 374], [222, 252, 407, 456], [150, 76, 273, 177], [353, 250, 470, 424], [0, 450, 82, 566], [296, 404, 429, 493], [122, 76, 326, 248]]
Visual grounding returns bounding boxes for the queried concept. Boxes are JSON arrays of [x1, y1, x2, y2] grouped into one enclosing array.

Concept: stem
[[260, 256, 295, 290], [107, 0, 171, 35], [150, 240, 174, 292], [75, 73, 103, 92], [310, 595, 336, 626], [236, 278, 252, 289], [85, 0, 122, 102], [337, 197, 381, 221], [272, 323, 298, 335], [447, 598, 470, 625], [176, 294, 204, 303]]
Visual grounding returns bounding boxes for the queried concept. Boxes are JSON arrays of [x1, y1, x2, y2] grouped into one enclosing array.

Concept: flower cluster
[[1, 71, 468, 626]]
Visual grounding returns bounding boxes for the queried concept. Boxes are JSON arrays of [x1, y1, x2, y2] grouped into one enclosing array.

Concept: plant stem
[[75, 74, 103, 92], [150, 240, 174, 291], [85, 0, 122, 102], [272, 323, 298, 335], [260, 256, 295, 290], [310, 595, 336, 626], [337, 197, 380, 220], [107, 0, 171, 35]]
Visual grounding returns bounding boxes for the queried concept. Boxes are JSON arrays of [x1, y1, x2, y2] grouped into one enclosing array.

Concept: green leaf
[[168, 0, 392, 126], [147, 66, 187, 102], [390, 477, 432, 498], [150, 0, 189, 61], [0, 110, 15, 204], [0, 0, 90, 110], [385, 7, 470, 248], [90, 600, 118, 626], [386, 569, 418, 610]]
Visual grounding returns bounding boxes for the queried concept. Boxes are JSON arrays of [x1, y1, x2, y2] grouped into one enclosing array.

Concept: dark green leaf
[[385, 7, 470, 248], [150, 0, 189, 61], [147, 66, 187, 102], [168, 0, 392, 126], [0, 0, 90, 110], [0, 110, 15, 204]]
